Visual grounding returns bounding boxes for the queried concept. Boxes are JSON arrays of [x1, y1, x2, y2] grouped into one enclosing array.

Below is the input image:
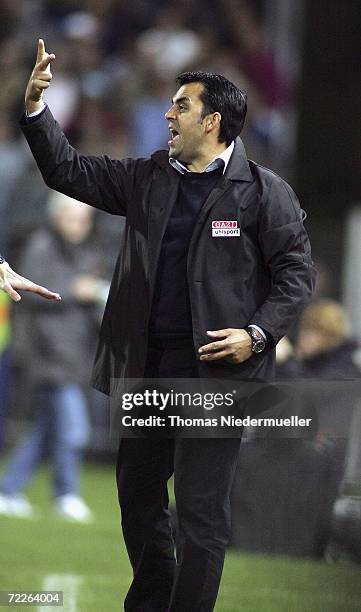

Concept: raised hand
[[25, 39, 55, 114]]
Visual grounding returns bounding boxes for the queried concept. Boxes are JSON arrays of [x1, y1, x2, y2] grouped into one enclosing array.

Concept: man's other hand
[[25, 39, 55, 114], [198, 328, 252, 364], [0, 260, 61, 303]]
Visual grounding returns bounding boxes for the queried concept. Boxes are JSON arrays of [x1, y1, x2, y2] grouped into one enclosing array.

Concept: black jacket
[[21, 108, 315, 395]]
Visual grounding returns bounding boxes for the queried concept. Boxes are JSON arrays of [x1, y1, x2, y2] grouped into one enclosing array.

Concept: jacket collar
[[224, 137, 253, 182], [151, 136, 253, 182]]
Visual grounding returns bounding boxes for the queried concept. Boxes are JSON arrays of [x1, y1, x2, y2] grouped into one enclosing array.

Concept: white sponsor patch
[[211, 220, 240, 237]]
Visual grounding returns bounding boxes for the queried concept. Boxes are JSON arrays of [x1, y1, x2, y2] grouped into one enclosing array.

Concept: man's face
[[54, 203, 93, 244], [165, 82, 209, 162]]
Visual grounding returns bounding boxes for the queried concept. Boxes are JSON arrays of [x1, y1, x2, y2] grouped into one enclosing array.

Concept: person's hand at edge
[[25, 38, 55, 115], [0, 259, 61, 303]]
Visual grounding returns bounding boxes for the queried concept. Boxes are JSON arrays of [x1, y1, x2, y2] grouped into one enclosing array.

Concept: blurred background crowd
[[0, 0, 360, 562]]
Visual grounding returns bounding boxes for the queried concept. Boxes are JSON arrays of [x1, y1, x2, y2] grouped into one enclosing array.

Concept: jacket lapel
[[189, 137, 253, 246]]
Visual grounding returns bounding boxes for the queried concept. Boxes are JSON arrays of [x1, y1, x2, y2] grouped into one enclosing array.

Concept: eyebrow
[[172, 96, 191, 105]]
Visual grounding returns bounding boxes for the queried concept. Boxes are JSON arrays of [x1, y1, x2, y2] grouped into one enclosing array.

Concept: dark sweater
[[149, 167, 223, 336]]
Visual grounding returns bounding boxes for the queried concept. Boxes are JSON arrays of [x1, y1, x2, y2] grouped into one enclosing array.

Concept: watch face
[[253, 339, 265, 353]]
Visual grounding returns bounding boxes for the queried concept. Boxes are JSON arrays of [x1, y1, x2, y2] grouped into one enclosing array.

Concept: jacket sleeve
[[20, 107, 135, 216], [250, 175, 316, 345]]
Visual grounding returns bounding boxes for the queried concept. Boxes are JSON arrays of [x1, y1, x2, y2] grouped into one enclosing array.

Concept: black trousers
[[116, 338, 242, 612]]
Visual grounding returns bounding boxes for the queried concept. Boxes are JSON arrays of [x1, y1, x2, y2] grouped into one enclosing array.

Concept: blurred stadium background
[[0, 1, 360, 610]]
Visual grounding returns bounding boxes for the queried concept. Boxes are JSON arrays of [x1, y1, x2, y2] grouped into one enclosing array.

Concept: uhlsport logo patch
[[211, 220, 240, 237]]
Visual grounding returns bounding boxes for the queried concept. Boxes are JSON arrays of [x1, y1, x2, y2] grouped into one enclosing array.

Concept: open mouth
[[168, 128, 180, 146]]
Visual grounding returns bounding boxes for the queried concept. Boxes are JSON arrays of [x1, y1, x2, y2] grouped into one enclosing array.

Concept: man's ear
[[206, 112, 221, 134]]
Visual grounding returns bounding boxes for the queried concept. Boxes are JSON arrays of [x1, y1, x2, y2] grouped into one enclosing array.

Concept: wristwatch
[[245, 326, 266, 354], [0, 255, 5, 264]]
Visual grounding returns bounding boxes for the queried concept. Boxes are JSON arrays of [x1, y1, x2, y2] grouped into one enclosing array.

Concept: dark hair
[[176, 71, 247, 145]]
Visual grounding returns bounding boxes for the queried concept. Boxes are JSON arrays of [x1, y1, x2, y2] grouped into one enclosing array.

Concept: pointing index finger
[[37, 38, 46, 62]]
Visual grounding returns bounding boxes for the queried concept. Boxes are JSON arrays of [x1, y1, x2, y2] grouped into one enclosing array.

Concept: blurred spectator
[[296, 299, 361, 560], [0, 194, 109, 522], [296, 299, 361, 441], [296, 300, 360, 379]]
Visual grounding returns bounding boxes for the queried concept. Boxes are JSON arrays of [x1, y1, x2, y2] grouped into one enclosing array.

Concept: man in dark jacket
[[20, 39, 315, 612]]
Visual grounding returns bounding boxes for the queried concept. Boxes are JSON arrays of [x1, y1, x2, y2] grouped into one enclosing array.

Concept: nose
[[165, 105, 175, 121]]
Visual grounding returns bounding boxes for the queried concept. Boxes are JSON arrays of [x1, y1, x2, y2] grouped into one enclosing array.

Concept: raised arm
[[21, 40, 135, 216]]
